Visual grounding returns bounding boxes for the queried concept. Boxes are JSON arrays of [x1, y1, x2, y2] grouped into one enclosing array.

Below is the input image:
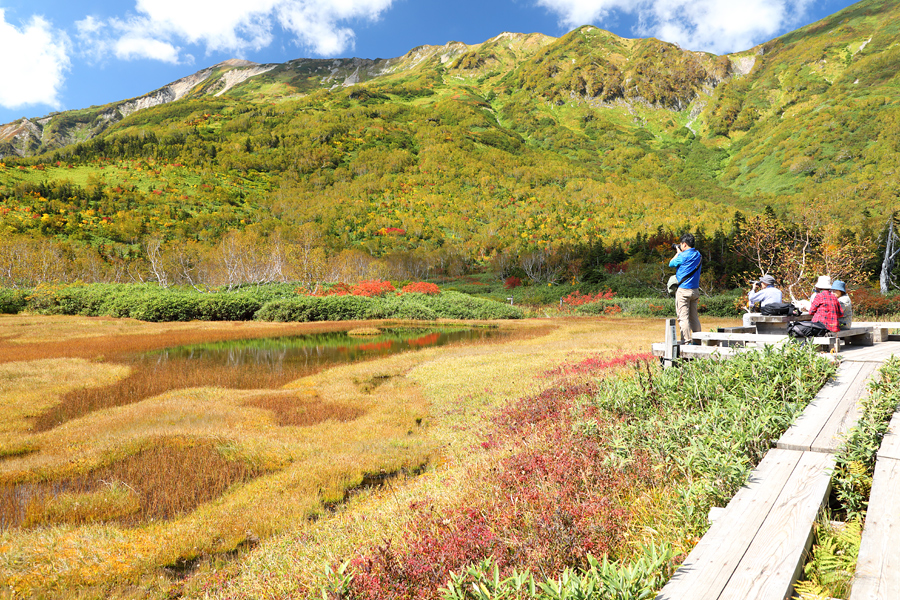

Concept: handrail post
[[663, 318, 679, 368]]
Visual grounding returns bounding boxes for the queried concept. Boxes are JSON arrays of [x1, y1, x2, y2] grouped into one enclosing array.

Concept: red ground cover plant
[[542, 352, 654, 378], [345, 353, 655, 599], [561, 289, 616, 308], [400, 282, 441, 295], [504, 276, 522, 289]]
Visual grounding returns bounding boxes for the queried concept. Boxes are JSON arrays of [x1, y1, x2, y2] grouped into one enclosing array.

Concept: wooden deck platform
[[652, 323, 900, 599]]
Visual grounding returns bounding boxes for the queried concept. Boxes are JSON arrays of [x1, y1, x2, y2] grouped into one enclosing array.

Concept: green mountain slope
[[0, 0, 897, 283]]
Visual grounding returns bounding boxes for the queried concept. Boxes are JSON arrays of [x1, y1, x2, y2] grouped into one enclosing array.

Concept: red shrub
[[350, 280, 395, 297], [400, 282, 440, 295], [561, 289, 616, 308], [308, 282, 351, 297], [378, 227, 407, 235], [850, 288, 900, 317], [504, 276, 521, 289]]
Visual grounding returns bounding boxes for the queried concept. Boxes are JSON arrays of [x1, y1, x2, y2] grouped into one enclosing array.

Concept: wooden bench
[[650, 343, 739, 360], [777, 361, 876, 453], [693, 331, 789, 348], [850, 411, 900, 599], [747, 314, 812, 335], [851, 321, 900, 343], [810, 327, 874, 353], [656, 449, 834, 600], [718, 326, 756, 334]]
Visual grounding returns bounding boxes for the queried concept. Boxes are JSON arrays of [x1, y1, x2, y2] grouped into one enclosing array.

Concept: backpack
[[761, 302, 801, 317], [787, 321, 828, 339]]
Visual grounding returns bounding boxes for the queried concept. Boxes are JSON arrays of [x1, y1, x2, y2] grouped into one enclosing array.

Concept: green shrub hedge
[[576, 293, 742, 318], [0, 284, 523, 322], [0, 289, 28, 314], [255, 291, 522, 322]]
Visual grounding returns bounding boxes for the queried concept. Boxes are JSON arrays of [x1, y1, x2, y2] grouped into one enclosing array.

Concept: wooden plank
[[840, 343, 900, 362], [778, 362, 865, 452], [718, 451, 835, 600], [876, 411, 900, 461], [849, 457, 900, 600], [810, 329, 874, 350], [651, 343, 740, 360], [693, 332, 789, 343], [748, 315, 812, 324], [810, 361, 877, 453], [718, 326, 756, 334], [851, 321, 900, 329], [656, 449, 805, 600]]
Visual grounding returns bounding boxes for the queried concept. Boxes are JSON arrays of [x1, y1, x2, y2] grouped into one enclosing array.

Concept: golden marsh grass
[[1, 438, 267, 529], [0, 313, 741, 597]]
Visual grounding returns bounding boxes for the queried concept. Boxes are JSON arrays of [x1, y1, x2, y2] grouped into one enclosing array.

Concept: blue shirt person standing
[[668, 233, 702, 342]]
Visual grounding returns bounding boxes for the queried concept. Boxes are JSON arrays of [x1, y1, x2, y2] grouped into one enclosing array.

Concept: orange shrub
[[350, 280, 396, 297], [400, 282, 440, 295]]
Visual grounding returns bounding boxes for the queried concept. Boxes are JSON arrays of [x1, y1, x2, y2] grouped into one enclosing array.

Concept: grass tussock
[[1, 438, 268, 529], [244, 393, 365, 426], [31, 353, 330, 432]]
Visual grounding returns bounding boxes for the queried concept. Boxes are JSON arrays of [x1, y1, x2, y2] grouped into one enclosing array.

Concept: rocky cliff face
[[0, 60, 278, 158]]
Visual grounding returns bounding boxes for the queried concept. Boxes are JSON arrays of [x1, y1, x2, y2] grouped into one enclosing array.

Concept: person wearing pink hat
[[808, 275, 843, 333]]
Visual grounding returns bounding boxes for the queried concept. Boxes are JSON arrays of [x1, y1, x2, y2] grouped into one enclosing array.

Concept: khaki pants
[[675, 287, 701, 342]]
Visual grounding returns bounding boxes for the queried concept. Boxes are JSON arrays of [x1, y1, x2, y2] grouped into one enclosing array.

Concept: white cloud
[[0, 9, 70, 110], [535, 0, 813, 54], [75, 15, 114, 64], [74, 0, 394, 66], [115, 36, 181, 63]]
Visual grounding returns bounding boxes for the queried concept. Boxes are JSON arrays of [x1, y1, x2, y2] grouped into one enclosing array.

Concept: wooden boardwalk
[[655, 341, 900, 600], [850, 411, 900, 600]]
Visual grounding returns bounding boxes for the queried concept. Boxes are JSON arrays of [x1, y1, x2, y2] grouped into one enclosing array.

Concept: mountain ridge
[[0, 32, 557, 158]]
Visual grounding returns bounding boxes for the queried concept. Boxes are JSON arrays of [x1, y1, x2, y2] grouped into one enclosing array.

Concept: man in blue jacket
[[669, 233, 702, 343]]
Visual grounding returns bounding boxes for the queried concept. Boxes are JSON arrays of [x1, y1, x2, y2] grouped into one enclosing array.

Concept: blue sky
[[0, 0, 860, 125]]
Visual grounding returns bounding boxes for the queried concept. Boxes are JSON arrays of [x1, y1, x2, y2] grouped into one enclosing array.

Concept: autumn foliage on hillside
[[1, 0, 899, 289]]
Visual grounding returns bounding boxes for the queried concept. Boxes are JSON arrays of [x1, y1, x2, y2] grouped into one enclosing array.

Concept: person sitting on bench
[[743, 274, 782, 327], [808, 275, 843, 333], [832, 280, 853, 329]]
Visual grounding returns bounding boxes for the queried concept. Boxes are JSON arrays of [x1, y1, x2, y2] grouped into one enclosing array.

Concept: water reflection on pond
[[145, 327, 501, 379], [34, 327, 505, 432]]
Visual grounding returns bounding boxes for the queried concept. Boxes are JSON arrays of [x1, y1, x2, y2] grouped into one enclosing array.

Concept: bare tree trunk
[[145, 238, 170, 288], [880, 213, 899, 294]]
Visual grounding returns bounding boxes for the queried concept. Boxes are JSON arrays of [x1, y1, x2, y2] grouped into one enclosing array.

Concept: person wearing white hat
[[743, 274, 783, 327], [808, 275, 843, 332]]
